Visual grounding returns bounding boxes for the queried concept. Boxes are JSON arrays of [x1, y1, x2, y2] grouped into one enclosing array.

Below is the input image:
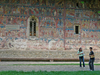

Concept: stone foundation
[[0, 50, 99, 62]]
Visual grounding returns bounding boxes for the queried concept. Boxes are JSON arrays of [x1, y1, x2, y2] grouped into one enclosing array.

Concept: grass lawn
[[0, 71, 100, 75]]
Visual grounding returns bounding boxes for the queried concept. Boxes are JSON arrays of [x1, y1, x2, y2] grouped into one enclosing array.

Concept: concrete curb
[[0, 62, 100, 65]]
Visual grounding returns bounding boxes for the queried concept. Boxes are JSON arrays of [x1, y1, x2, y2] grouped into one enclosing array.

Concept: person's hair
[[79, 48, 82, 52], [90, 47, 92, 49]]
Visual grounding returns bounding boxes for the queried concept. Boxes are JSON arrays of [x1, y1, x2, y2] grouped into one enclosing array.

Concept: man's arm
[[89, 54, 94, 58], [89, 51, 94, 58]]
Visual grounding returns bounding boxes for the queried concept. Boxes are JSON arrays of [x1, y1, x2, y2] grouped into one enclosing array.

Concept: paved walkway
[[0, 62, 100, 72]]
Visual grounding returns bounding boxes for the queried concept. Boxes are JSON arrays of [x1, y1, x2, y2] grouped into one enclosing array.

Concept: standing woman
[[77, 47, 85, 67], [89, 47, 95, 71]]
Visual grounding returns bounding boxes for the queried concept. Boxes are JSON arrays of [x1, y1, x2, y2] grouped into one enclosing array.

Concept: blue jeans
[[89, 58, 95, 71], [79, 56, 85, 67]]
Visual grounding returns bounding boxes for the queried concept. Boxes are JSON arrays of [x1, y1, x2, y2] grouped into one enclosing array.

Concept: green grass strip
[[8, 63, 100, 66], [0, 71, 100, 75]]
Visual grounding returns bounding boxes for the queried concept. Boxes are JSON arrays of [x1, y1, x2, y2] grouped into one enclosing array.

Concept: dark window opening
[[30, 21, 36, 36], [75, 26, 79, 34], [34, 21, 36, 36], [76, 3, 79, 8], [30, 21, 32, 36]]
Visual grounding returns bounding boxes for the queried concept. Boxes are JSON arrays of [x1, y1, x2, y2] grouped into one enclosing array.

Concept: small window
[[30, 19, 36, 36], [27, 16, 39, 40], [75, 25, 79, 34]]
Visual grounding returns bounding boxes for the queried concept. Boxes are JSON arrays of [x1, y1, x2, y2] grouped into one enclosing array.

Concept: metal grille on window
[[30, 18, 36, 36]]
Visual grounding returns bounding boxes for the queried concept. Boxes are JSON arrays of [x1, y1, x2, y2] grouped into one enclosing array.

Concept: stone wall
[[0, 50, 99, 62]]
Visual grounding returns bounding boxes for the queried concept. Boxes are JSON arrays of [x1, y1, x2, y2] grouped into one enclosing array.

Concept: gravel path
[[0, 62, 100, 72]]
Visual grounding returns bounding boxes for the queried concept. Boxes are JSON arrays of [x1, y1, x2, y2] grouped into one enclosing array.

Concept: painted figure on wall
[[20, 17, 27, 26], [0, 6, 3, 14], [83, 10, 97, 18], [97, 21, 100, 29], [11, 0, 16, 4], [4, 5, 12, 14], [66, 1, 75, 8], [10, 0, 20, 4], [19, 27, 26, 38], [81, 29, 89, 38], [97, 31, 100, 39], [40, 17, 56, 27], [66, 9, 75, 18], [66, 18, 73, 28], [0, 26, 6, 37], [40, 27, 57, 38], [29, 7, 39, 15], [0, 0, 5, 3], [4, 0, 9, 3], [7, 16, 13, 24], [22, 0, 30, 4], [2, 16, 6, 25], [6, 16, 27, 26], [75, 10, 83, 18], [83, 10, 90, 18], [89, 20, 97, 29], [90, 10, 97, 18], [81, 19, 89, 29], [40, 17, 56, 38], [65, 29, 74, 38], [46, 8, 51, 16], [12, 6, 20, 15], [0, 26, 5, 37], [55, 0, 64, 7], [57, 8, 63, 16], [57, 18, 63, 27], [38, 7, 46, 15], [20, 6, 28, 15], [56, 28, 64, 38], [0, 38, 8, 49], [48, 0, 55, 6], [0, 17, 3, 25], [12, 17, 18, 24], [40, 0, 46, 6], [31, 0, 39, 5], [51, 8, 57, 16]]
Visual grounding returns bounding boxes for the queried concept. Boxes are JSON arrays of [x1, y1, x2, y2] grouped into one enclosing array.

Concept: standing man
[[89, 47, 95, 71]]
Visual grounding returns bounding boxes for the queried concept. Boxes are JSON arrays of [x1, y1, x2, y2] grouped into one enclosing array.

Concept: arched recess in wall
[[27, 16, 39, 39]]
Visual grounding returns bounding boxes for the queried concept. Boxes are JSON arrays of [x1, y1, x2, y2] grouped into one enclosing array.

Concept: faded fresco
[[0, 0, 100, 50]]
